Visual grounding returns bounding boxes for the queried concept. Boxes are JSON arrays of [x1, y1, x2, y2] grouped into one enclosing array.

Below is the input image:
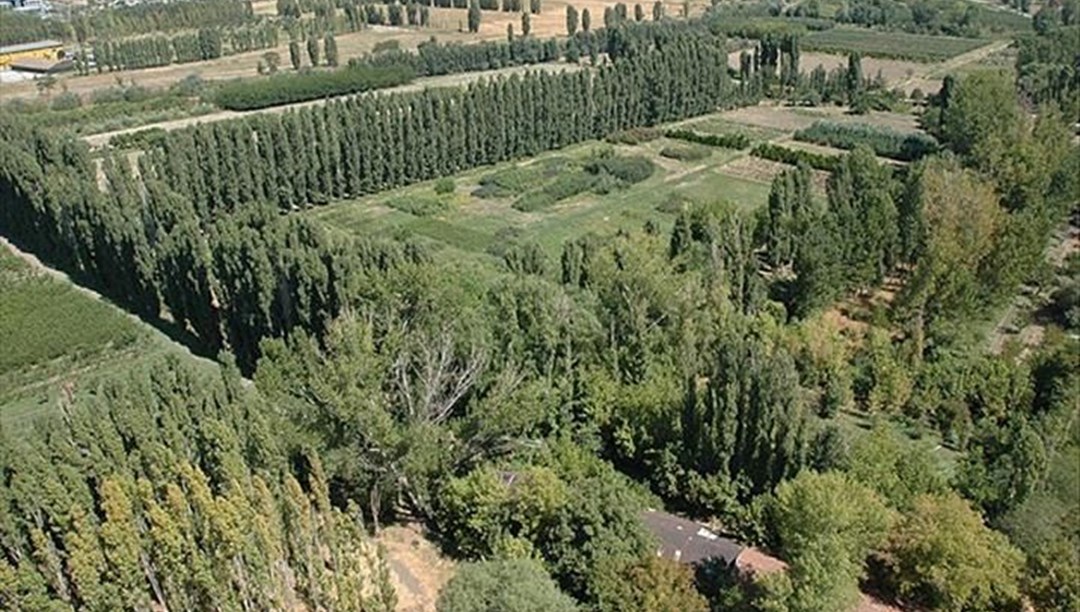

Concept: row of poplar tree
[[78, 24, 278, 74], [0, 27, 745, 372], [0, 355, 398, 610]]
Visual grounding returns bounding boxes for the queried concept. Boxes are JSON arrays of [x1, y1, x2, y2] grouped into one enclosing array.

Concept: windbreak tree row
[[82, 23, 280, 73], [146, 37, 736, 219]]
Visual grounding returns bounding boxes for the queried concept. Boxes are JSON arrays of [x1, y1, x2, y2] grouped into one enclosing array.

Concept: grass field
[[309, 135, 772, 262], [0, 243, 205, 426], [802, 28, 989, 62]]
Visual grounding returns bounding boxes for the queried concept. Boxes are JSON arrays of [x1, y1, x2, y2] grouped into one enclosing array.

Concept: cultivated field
[[801, 28, 989, 62], [0, 239, 206, 425]]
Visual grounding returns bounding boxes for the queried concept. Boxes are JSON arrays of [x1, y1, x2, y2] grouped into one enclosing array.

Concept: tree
[[653, 0, 663, 20], [467, 0, 482, 32], [306, 35, 320, 66], [289, 39, 301, 69], [521, 11, 531, 36], [634, 3, 645, 21], [262, 50, 281, 73], [881, 493, 1025, 612], [581, 7, 591, 31], [769, 471, 893, 612], [437, 559, 577, 612], [598, 555, 708, 612], [566, 5, 578, 35], [324, 33, 338, 67]]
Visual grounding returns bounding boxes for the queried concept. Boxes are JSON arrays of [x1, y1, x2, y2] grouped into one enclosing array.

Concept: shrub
[[586, 154, 655, 184], [110, 127, 169, 150], [214, 63, 415, 110], [384, 195, 449, 216], [606, 126, 662, 145], [478, 165, 548, 195], [512, 170, 595, 212], [665, 128, 750, 149], [437, 559, 577, 612], [794, 121, 939, 161], [751, 142, 840, 171], [660, 143, 712, 161], [434, 178, 455, 195]]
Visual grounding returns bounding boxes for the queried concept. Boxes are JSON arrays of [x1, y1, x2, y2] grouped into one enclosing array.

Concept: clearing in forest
[[308, 132, 772, 261]]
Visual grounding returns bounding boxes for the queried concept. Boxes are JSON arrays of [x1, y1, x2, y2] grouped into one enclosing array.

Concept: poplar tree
[[324, 33, 338, 66], [566, 4, 578, 35], [289, 39, 301, 69]]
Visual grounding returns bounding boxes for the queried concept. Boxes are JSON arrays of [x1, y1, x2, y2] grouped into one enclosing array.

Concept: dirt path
[[83, 61, 581, 148], [375, 524, 455, 612], [898, 39, 1013, 92]]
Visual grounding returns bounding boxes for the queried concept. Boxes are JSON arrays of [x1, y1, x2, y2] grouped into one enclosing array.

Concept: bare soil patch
[[376, 524, 456, 612], [718, 154, 829, 191]]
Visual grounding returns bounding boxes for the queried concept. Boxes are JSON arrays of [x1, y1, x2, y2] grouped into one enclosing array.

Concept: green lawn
[[308, 136, 772, 261], [0, 243, 208, 426]]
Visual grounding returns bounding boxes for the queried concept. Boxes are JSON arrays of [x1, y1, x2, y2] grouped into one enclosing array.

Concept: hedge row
[[214, 63, 415, 110], [751, 142, 840, 171], [665, 128, 751, 149]]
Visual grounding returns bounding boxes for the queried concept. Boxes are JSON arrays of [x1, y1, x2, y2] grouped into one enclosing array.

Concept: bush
[[478, 164, 548, 195], [437, 559, 578, 612], [794, 121, 939, 161], [110, 127, 169, 150], [665, 128, 750, 149], [606, 126, 662, 145], [384, 195, 449, 216], [586, 154, 655, 184], [513, 170, 596, 212], [214, 63, 415, 110], [660, 143, 712, 161], [752, 142, 840, 171], [434, 178, 455, 195]]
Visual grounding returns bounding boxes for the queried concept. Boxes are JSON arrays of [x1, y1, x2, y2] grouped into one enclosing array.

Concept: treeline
[[150, 37, 735, 220], [214, 63, 415, 109], [0, 355, 398, 610], [795, 121, 940, 161], [832, 0, 1032, 36], [1017, 13, 1079, 123], [371, 36, 562, 76], [78, 23, 279, 74], [70, 0, 258, 42], [0, 10, 69, 47], [0, 34, 738, 373]]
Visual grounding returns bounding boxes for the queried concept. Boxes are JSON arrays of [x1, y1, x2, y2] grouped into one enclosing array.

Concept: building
[[0, 39, 65, 70], [641, 508, 904, 612], [640, 509, 788, 574]]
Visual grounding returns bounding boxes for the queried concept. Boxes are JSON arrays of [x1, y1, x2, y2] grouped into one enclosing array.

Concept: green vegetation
[[437, 559, 578, 612], [795, 121, 939, 161], [0, 250, 141, 378], [213, 63, 416, 110], [659, 142, 712, 161], [1, 12, 1077, 612], [665, 128, 752, 149], [753, 142, 841, 171], [802, 28, 988, 61]]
